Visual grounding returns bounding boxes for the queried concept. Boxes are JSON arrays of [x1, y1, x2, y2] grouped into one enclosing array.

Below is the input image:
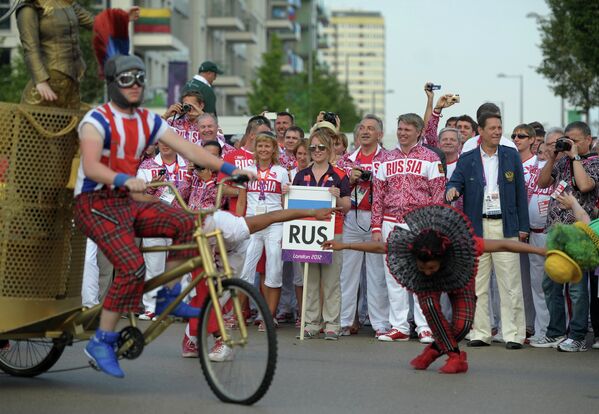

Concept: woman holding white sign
[[238, 132, 290, 331], [291, 126, 351, 340]]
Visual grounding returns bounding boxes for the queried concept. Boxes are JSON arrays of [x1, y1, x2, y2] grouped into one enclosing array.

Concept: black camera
[[323, 111, 337, 125], [426, 83, 441, 91], [359, 170, 372, 181], [157, 169, 167, 176], [554, 137, 572, 153], [194, 164, 206, 171], [181, 103, 192, 114]]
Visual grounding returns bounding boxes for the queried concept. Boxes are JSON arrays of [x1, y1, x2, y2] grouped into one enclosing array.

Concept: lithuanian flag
[[134, 8, 171, 33]]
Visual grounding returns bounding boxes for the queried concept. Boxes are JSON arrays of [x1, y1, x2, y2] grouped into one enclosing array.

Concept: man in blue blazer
[[446, 112, 529, 349]]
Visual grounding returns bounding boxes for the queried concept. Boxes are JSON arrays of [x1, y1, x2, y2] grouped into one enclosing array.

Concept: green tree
[[536, 0, 599, 120], [247, 35, 288, 114], [248, 41, 362, 132], [0, 49, 29, 103]]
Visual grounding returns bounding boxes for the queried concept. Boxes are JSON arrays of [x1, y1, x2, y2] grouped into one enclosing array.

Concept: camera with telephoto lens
[[323, 111, 337, 125], [359, 169, 372, 181], [554, 137, 572, 153]]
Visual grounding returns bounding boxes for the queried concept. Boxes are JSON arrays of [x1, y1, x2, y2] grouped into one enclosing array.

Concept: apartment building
[[323, 10, 386, 117]]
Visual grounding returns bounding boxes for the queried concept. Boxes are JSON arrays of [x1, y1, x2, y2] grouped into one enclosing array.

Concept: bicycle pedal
[[88, 359, 100, 371]]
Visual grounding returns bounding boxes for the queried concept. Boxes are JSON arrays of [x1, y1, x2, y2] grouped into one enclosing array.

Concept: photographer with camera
[[163, 90, 205, 133], [337, 115, 390, 337], [534, 121, 599, 352]]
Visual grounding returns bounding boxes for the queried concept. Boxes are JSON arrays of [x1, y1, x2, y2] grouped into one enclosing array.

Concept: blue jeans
[[542, 272, 589, 341]]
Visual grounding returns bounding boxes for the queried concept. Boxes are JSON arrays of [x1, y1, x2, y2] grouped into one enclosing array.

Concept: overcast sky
[[324, 0, 569, 144]]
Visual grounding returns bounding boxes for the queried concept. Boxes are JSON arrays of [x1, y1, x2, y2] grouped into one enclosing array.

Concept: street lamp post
[[497, 73, 524, 123]]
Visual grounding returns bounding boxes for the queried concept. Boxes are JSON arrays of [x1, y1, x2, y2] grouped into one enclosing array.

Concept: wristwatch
[[572, 155, 581, 161]]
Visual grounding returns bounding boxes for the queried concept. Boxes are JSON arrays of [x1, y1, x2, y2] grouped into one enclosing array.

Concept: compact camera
[[323, 112, 337, 125], [554, 137, 572, 153], [448, 94, 460, 103], [426, 84, 441, 91], [157, 169, 167, 176], [181, 103, 192, 114]]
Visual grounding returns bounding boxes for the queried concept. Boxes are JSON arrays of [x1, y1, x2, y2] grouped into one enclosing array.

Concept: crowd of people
[[80, 61, 599, 374]]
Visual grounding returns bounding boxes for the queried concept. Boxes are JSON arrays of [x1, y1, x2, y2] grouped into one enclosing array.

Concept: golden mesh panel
[[0, 103, 85, 299]]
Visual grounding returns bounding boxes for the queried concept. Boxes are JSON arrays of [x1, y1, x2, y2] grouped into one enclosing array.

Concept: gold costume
[[16, 0, 94, 109]]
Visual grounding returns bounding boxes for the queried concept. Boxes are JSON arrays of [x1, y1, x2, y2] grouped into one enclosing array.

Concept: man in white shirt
[[461, 103, 517, 153]]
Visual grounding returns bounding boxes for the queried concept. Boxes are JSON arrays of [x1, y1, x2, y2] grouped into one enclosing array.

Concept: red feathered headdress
[[93, 9, 131, 79]]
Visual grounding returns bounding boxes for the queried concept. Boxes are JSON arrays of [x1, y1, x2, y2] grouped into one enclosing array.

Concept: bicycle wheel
[[198, 278, 277, 405], [0, 338, 66, 377]]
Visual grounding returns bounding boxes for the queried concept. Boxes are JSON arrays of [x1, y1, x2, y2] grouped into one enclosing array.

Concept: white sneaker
[[530, 335, 565, 348], [138, 311, 156, 321], [208, 339, 233, 362], [592, 338, 599, 349], [418, 330, 434, 344]]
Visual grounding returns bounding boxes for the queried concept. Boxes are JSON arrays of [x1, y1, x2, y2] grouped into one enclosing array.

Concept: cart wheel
[[0, 337, 66, 377], [198, 279, 277, 405]]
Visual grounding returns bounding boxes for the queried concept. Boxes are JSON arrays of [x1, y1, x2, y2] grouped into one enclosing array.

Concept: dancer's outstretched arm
[[244, 208, 341, 234], [483, 239, 546, 256], [322, 240, 386, 254]]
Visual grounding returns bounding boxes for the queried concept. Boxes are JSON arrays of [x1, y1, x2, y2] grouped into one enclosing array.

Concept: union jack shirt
[[75, 104, 168, 195]]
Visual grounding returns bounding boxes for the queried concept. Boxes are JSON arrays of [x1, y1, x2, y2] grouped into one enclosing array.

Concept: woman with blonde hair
[[238, 131, 290, 330], [289, 127, 351, 340]]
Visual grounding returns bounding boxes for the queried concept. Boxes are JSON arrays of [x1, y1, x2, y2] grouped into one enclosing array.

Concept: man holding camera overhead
[[337, 115, 390, 337], [535, 121, 599, 352]]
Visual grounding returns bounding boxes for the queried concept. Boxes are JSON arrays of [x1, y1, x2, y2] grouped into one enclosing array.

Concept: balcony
[[266, 19, 294, 31], [214, 76, 245, 88], [223, 14, 258, 44], [272, 21, 301, 42], [133, 8, 186, 52], [206, 16, 245, 31]]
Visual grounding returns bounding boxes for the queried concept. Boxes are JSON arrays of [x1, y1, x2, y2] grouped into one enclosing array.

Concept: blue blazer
[[447, 145, 529, 237]]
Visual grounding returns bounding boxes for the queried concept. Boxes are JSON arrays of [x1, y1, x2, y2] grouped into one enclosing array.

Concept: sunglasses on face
[[308, 144, 327, 152], [511, 133, 530, 139], [115, 71, 146, 88]]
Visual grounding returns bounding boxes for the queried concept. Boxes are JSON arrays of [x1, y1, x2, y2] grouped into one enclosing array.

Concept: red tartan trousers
[[74, 189, 196, 313], [417, 278, 476, 354]]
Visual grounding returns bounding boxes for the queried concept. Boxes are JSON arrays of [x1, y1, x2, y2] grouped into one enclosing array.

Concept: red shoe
[[181, 334, 199, 358], [378, 328, 410, 342], [410, 344, 441, 370], [438, 351, 468, 374]]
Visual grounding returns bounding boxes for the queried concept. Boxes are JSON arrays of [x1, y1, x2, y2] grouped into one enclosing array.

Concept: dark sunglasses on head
[[308, 144, 327, 152], [115, 71, 146, 88], [511, 133, 530, 139]]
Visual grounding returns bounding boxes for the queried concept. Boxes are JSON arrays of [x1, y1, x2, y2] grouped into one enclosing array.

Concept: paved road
[[1, 322, 598, 414]]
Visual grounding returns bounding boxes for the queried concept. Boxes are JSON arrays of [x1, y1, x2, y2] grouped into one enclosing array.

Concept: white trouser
[[82, 238, 100, 308], [340, 210, 389, 331], [142, 237, 170, 313], [382, 220, 428, 334], [470, 219, 525, 344], [239, 223, 283, 288], [528, 232, 550, 337]]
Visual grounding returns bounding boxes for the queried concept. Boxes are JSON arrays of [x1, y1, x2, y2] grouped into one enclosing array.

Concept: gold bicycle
[[0, 176, 277, 405]]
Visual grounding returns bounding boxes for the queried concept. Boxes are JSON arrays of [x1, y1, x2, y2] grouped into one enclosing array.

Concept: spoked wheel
[[0, 338, 66, 377], [198, 279, 277, 405]]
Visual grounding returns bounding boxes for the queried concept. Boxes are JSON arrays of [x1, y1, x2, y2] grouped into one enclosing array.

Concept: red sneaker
[[410, 344, 441, 370], [438, 351, 468, 374], [181, 334, 199, 358], [378, 328, 410, 342]]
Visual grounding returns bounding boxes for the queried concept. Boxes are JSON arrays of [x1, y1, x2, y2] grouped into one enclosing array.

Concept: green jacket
[[182, 77, 217, 116], [17, 1, 94, 84]]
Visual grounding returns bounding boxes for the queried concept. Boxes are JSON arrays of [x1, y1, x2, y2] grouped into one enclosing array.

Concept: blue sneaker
[[155, 283, 201, 319], [85, 329, 124, 378]]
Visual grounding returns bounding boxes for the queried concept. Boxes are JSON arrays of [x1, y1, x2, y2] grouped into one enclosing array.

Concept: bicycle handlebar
[[146, 174, 249, 216]]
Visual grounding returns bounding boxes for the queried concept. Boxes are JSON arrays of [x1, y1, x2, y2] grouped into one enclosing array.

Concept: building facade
[[323, 10, 386, 117]]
